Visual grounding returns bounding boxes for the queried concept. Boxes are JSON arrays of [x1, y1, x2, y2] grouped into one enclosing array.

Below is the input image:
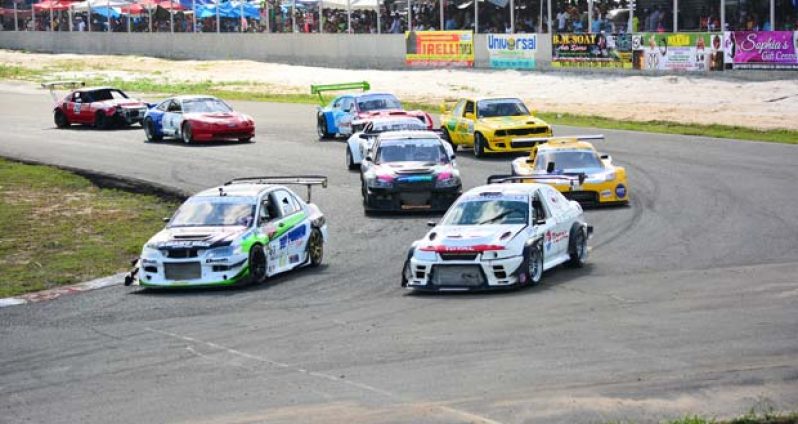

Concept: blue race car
[[142, 95, 255, 144], [315, 91, 432, 140]]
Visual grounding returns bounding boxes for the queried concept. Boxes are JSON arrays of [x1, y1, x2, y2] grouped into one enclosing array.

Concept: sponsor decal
[[487, 34, 538, 69], [289, 254, 300, 264], [615, 184, 627, 198], [601, 189, 612, 198], [633, 32, 724, 72], [545, 230, 569, 251], [552, 33, 633, 68], [396, 175, 434, 183], [724, 31, 798, 69], [280, 224, 307, 249], [405, 31, 474, 68]]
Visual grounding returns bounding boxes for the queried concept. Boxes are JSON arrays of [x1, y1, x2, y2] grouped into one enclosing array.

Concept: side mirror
[[343, 106, 352, 113], [526, 158, 533, 164], [534, 218, 546, 226], [359, 133, 369, 140], [427, 220, 437, 227], [546, 161, 556, 173], [365, 155, 373, 162], [162, 217, 170, 223], [600, 154, 612, 162], [450, 153, 456, 160]]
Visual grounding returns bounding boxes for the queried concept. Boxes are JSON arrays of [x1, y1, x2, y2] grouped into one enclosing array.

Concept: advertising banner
[[723, 31, 798, 69], [551, 33, 633, 68], [486, 33, 537, 69], [632, 32, 724, 71], [405, 31, 474, 68]]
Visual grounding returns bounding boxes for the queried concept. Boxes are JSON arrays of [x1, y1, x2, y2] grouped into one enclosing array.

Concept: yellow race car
[[439, 97, 552, 158], [510, 135, 629, 205]]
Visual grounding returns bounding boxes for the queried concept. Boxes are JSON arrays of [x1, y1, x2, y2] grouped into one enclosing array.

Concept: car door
[[444, 100, 465, 145], [161, 99, 183, 136], [64, 92, 82, 122], [336, 96, 356, 136], [539, 186, 572, 262], [77, 91, 96, 123], [264, 190, 308, 274], [457, 100, 476, 147]]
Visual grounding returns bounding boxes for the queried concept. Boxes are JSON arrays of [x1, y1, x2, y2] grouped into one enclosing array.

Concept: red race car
[[45, 81, 149, 129], [142, 95, 255, 144]]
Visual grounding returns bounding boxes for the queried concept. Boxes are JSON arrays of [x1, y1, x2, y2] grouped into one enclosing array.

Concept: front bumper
[[192, 126, 255, 142], [365, 185, 461, 212], [114, 107, 148, 124], [485, 130, 553, 153], [555, 181, 629, 205], [136, 253, 249, 287], [404, 253, 526, 292]]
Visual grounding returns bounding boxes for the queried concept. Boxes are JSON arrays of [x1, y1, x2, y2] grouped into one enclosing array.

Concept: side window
[[452, 100, 465, 117], [532, 191, 548, 221], [342, 98, 354, 112], [72, 92, 82, 102], [167, 101, 181, 113], [543, 186, 568, 215], [464, 101, 475, 117], [156, 100, 169, 112], [273, 190, 300, 217]]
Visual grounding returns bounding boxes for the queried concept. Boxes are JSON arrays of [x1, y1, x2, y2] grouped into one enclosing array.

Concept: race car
[[345, 116, 429, 170], [361, 131, 461, 213], [44, 81, 148, 129], [142, 95, 255, 144], [124, 176, 327, 288], [312, 82, 432, 139], [439, 97, 552, 158], [401, 176, 592, 292], [510, 135, 629, 205]]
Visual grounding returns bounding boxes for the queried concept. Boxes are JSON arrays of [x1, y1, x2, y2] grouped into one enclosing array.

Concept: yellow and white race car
[[510, 135, 629, 205], [439, 97, 552, 158]]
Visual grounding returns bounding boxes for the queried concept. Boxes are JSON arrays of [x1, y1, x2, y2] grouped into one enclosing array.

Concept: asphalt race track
[[1, 83, 797, 423]]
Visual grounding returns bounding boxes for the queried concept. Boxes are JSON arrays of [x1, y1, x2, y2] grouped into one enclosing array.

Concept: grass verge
[[0, 158, 177, 298], [2, 63, 796, 144], [665, 410, 798, 424]]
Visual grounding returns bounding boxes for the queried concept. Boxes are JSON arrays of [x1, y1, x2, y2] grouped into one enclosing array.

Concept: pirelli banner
[[405, 31, 474, 68], [552, 33, 633, 69]]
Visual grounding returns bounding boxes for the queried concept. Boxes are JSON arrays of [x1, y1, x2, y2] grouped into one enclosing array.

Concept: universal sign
[[486, 34, 538, 69]]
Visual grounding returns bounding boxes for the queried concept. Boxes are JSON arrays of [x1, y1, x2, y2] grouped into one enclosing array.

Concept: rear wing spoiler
[[487, 174, 586, 191], [310, 81, 370, 104], [224, 175, 327, 203], [41, 80, 85, 102], [514, 134, 604, 147]]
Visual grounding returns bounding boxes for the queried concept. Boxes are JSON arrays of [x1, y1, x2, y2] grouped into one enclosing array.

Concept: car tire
[[95, 112, 110, 130], [361, 182, 374, 215], [525, 241, 544, 286], [401, 258, 412, 287], [441, 128, 457, 151], [54, 110, 69, 128], [307, 228, 324, 267], [474, 133, 486, 158], [317, 115, 329, 140], [143, 118, 162, 142], [567, 224, 588, 268], [346, 148, 358, 170], [181, 123, 193, 144], [248, 244, 268, 285]]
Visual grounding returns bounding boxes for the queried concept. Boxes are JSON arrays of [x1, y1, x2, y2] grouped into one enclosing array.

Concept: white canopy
[[318, 0, 379, 11], [70, 0, 134, 11]]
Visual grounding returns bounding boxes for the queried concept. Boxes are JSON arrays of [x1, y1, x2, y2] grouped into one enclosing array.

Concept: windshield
[[535, 150, 603, 172], [376, 139, 448, 164], [371, 119, 426, 133], [88, 89, 129, 102], [477, 99, 530, 118], [441, 197, 529, 225], [183, 98, 232, 114], [357, 94, 402, 112], [169, 197, 256, 228]]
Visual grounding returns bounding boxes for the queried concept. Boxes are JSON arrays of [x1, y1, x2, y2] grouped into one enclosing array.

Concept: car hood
[[147, 226, 250, 249], [373, 162, 454, 179], [185, 112, 249, 123], [420, 224, 526, 252], [95, 99, 146, 108], [479, 115, 544, 128]]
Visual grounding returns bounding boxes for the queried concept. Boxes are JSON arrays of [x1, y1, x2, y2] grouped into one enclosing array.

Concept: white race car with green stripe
[[127, 176, 328, 288]]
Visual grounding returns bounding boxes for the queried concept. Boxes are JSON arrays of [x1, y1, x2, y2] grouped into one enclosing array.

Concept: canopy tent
[[32, 0, 79, 12], [195, 1, 259, 19], [120, 3, 145, 13], [316, 0, 379, 10], [70, 0, 133, 11], [91, 5, 121, 16]]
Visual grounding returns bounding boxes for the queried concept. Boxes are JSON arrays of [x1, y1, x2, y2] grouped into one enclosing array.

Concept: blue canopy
[[194, 1, 260, 19], [92, 6, 121, 18]]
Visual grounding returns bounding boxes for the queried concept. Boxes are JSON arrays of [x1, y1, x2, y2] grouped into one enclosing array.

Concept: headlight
[[141, 245, 160, 258], [604, 172, 616, 182], [207, 246, 234, 258], [368, 177, 394, 189], [436, 175, 460, 188]]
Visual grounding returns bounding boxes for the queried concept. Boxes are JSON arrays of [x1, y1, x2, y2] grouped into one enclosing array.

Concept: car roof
[[354, 92, 398, 99], [377, 130, 441, 141], [173, 95, 220, 102], [193, 183, 278, 199], [457, 96, 524, 103], [75, 87, 119, 93], [538, 139, 597, 151], [464, 183, 545, 197]]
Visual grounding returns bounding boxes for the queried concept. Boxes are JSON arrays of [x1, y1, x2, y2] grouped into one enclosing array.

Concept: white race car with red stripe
[[401, 177, 592, 292]]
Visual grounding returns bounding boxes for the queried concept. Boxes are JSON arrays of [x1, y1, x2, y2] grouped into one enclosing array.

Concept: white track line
[[146, 327, 503, 424]]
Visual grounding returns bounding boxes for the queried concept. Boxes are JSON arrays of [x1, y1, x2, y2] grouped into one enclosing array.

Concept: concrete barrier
[[0, 31, 554, 70]]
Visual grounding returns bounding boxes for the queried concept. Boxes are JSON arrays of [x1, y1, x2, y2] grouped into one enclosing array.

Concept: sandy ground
[[3, 49, 797, 131]]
